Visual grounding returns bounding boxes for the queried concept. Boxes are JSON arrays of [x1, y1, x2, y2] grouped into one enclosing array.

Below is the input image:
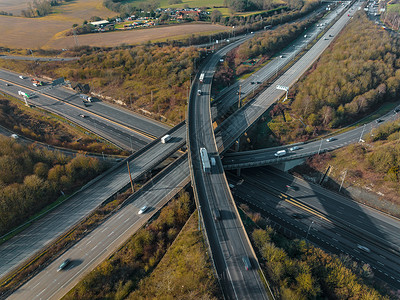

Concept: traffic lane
[[212, 3, 348, 120], [252, 167, 400, 249], [0, 68, 169, 138], [9, 156, 191, 300], [0, 126, 186, 278], [0, 83, 152, 150], [203, 169, 267, 299], [231, 176, 400, 289], [222, 110, 400, 166]]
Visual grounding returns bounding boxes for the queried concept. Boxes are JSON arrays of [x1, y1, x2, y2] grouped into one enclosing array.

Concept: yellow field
[[0, 0, 116, 49], [0, 0, 229, 49]]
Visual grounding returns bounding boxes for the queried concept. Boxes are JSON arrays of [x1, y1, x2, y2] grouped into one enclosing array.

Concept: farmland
[[46, 23, 227, 49], [0, 0, 227, 49]]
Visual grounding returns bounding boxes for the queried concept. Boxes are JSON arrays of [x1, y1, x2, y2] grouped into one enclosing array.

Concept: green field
[[387, 3, 400, 13]]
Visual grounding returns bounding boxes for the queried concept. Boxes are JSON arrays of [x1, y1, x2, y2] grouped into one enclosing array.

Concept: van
[[161, 134, 171, 144], [274, 150, 286, 157]]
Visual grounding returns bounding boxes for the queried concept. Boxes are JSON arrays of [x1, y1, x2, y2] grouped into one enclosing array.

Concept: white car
[[289, 146, 299, 151], [357, 245, 370, 253], [138, 205, 148, 214], [326, 137, 334, 142], [19, 75, 24, 79]]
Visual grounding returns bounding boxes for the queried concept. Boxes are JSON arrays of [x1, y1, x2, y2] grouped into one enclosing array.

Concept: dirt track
[[46, 23, 228, 49]]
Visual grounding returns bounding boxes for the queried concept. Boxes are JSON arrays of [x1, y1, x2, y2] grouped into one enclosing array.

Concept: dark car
[[57, 259, 71, 271], [376, 119, 383, 123]]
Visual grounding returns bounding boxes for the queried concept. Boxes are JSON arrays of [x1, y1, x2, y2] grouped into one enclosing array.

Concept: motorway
[[0, 55, 77, 62], [227, 167, 400, 289], [0, 123, 186, 280], [8, 155, 190, 300], [222, 105, 400, 169], [187, 40, 269, 299], [0, 68, 169, 150], [3, 2, 385, 298], [214, 1, 362, 155], [211, 2, 346, 122]]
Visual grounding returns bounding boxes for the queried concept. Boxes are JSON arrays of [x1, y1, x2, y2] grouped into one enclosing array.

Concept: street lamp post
[[318, 139, 323, 155], [305, 220, 314, 242], [359, 124, 366, 142]]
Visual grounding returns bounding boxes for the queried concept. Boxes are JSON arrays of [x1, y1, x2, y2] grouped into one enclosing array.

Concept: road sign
[[52, 77, 65, 86], [276, 85, 289, 91]]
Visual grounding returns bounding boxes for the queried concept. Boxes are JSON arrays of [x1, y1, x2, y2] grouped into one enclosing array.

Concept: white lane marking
[[37, 288, 47, 297], [107, 231, 114, 237]]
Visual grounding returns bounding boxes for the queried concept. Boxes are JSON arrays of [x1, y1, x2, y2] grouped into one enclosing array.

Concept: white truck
[[161, 134, 171, 144], [200, 147, 211, 173], [199, 73, 205, 83], [18, 91, 30, 98]]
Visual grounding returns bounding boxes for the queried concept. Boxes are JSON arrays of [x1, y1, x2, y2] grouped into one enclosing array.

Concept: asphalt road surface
[[0, 68, 169, 150], [222, 105, 400, 169], [188, 39, 270, 299], [228, 167, 400, 289]]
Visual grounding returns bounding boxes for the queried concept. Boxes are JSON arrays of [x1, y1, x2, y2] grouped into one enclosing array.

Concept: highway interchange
[[0, 1, 400, 296]]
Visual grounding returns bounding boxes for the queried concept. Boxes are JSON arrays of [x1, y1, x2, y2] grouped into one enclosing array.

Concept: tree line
[[27, 45, 199, 124], [251, 226, 387, 299], [214, 18, 318, 88], [269, 12, 400, 143], [21, 0, 73, 18], [0, 137, 107, 236]]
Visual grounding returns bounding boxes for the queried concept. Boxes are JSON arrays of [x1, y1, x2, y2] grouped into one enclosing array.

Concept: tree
[[210, 10, 222, 23]]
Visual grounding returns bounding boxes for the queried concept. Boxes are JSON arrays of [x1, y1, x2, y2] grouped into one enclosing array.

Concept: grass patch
[[127, 211, 221, 299], [63, 191, 194, 299]]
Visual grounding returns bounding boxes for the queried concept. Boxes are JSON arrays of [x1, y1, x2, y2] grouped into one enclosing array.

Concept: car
[[10, 134, 19, 139], [138, 205, 148, 214], [279, 55, 283, 58], [292, 213, 303, 219], [326, 137, 334, 142], [57, 259, 71, 271], [376, 119, 383, 123], [5, 83, 10, 86], [19, 75, 24, 79], [251, 81, 255, 84], [395, 108, 400, 113], [357, 245, 370, 253], [197, 90, 202, 96], [289, 146, 299, 151], [228, 183, 235, 188], [79, 114, 87, 118], [324, 38, 329, 40]]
